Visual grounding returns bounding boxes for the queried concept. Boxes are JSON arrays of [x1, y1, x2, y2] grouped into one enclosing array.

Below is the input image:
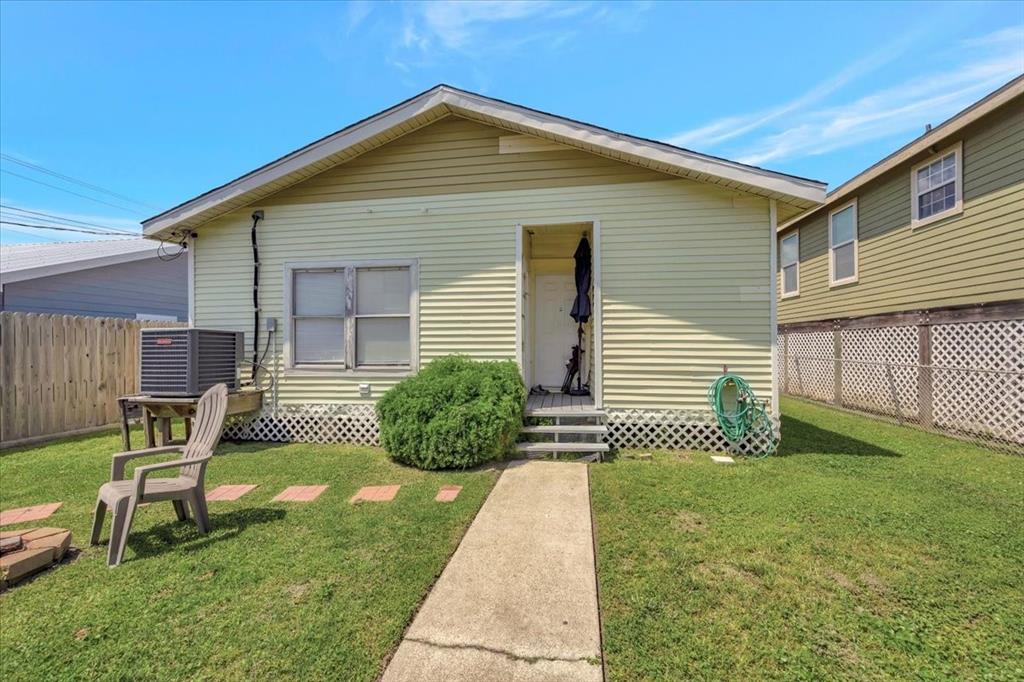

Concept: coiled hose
[[707, 373, 776, 458]]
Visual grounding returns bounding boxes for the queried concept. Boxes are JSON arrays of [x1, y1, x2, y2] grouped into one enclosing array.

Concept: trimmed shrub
[[376, 355, 526, 470]]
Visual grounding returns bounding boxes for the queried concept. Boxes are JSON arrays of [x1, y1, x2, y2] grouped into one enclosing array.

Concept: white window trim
[[780, 230, 800, 299], [828, 197, 859, 287], [282, 258, 419, 376], [910, 141, 963, 230]]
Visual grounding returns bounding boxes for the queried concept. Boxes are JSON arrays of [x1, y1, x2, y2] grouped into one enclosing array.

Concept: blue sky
[[1, 1, 1021, 244]]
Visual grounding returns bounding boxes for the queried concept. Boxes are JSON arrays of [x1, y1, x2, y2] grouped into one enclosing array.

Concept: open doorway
[[518, 222, 596, 399]]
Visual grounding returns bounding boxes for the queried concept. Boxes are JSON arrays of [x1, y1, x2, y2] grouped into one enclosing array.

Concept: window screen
[[915, 150, 959, 221], [829, 204, 857, 284], [355, 267, 411, 366], [289, 264, 413, 369], [292, 270, 346, 364], [780, 233, 799, 296]]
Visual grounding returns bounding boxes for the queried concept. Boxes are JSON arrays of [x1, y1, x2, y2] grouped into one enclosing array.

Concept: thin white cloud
[[737, 54, 1023, 166], [667, 24, 1024, 168], [419, 1, 557, 50], [960, 24, 1024, 48], [668, 26, 933, 149], [668, 52, 898, 148], [393, 1, 650, 67]]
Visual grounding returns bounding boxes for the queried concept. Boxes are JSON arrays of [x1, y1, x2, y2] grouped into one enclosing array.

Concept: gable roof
[[0, 238, 161, 285], [778, 74, 1024, 233], [142, 85, 826, 238]]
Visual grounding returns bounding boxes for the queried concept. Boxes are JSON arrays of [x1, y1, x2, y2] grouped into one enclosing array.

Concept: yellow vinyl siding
[[193, 117, 773, 411], [268, 117, 666, 205], [778, 99, 1024, 323]]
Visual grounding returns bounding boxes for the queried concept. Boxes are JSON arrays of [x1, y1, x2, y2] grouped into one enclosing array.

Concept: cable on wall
[[249, 210, 265, 383]]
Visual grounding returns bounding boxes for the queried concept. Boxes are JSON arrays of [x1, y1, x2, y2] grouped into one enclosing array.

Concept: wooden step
[[524, 408, 607, 418], [520, 425, 609, 435], [515, 442, 609, 454]]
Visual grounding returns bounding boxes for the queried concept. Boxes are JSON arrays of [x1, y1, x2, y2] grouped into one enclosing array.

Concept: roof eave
[[143, 85, 826, 238]]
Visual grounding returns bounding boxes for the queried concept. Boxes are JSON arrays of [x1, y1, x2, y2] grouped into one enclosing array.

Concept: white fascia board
[[142, 89, 450, 237], [143, 85, 826, 238], [444, 90, 826, 204]]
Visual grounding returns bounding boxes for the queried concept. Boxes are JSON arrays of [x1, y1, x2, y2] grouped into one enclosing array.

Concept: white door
[[533, 273, 578, 389]]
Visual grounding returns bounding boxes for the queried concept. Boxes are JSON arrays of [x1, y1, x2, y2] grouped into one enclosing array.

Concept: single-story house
[[141, 85, 826, 452], [0, 238, 187, 321]]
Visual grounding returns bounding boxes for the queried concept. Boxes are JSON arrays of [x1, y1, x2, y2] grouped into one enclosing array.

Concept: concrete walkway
[[382, 460, 602, 682]]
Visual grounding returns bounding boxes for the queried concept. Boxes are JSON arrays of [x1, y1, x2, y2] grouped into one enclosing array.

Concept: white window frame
[[780, 230, 800, 299], [910, 141, 963, 229], [828, 198, 859, 287], [282, 258, 419, 375]]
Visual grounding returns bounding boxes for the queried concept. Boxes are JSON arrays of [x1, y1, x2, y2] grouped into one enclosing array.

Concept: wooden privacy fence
[[0, 312, 186, 445], [778, 301, 1023, 453]]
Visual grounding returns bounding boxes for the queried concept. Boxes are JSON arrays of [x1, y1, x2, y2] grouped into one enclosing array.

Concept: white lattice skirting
[[224, 404, 380, 445], [781, 318, 1023, 446], [225, 403, 780, 455], [606, 408, 780, 455]]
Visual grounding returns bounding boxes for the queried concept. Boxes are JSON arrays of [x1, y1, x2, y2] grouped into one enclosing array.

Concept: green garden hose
[[707, 373, 777, 458]]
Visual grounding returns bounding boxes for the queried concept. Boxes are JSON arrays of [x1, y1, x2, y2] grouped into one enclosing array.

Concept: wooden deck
[[525, 392, 601, 416]]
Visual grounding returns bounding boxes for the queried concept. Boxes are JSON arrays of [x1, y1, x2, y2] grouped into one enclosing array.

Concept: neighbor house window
[[780, 231, 799, 298], [911, 142, 962, 227], [286, 261, 416, 370], [829, 199, 858, 286]]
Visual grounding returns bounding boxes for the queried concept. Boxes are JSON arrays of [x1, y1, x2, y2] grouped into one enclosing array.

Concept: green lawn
[[591, 397, 1024, 681], [0, 428, 498, 680]]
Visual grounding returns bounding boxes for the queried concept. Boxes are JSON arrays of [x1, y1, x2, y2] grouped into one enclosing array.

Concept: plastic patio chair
[[91, 383, 229, 566]]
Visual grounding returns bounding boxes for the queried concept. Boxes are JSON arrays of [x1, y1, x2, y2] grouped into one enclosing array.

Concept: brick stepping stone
[[206, 485, 258, 502], [350, 485, 400, 503], [435, 485, 462, 502], [0, 503, 62, 526], [273, 485, 328, 502]]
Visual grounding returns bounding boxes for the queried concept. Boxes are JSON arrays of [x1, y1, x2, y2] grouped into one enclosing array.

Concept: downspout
[[250, 210, 264, 383]]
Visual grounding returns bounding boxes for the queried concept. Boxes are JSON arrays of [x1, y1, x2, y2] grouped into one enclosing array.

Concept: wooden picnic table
[[117, 389, 263, 450]]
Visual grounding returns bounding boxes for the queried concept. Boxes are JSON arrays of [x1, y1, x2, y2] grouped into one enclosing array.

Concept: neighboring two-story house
[[775, 75, 1023, 449]]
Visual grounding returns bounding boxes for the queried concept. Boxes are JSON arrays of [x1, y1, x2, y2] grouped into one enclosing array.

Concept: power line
[[0, 153, 158, 210], [1, 218, 186, 262], [0, 169, 144, 216], [0, 203, 138, 233], [0, 219, 141, 237]]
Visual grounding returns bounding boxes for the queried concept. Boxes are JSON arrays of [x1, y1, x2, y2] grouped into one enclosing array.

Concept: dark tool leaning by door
[[562, 235, 592, 396], [561, 335, 584, 395]]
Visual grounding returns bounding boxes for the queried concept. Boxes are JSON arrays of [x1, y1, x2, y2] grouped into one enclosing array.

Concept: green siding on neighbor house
[[777, 98, 1024, 324], [193, 116, 774, 411]]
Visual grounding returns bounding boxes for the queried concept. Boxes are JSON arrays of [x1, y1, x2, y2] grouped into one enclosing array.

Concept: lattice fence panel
[[840, 326, 919, 418], [783, 331, 835, 402], [607, 408, 780, 455], [931, 319, 1024, 445], [224, 404, 380, 445]]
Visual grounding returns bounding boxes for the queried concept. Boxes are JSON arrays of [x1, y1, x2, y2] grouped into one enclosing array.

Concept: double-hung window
[[911, 142, 962, 227], [286, 260, 416, 371], [780, 231, 799, 298], [829, 199, 858, 286], [291, 269, 348, 365]]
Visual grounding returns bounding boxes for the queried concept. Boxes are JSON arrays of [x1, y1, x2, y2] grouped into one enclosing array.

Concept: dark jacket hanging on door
[[570, 236, 592, 324]]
